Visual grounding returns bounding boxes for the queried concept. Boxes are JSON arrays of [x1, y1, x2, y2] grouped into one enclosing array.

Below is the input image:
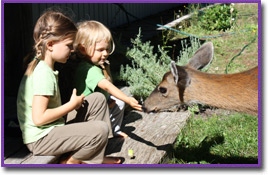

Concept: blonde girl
[[17, 10, 120, 164], [73, 20, 142, 138]]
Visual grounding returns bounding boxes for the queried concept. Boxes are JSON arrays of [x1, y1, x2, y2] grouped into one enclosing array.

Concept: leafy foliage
[[199, 4, 238, 31], [120, 29, 169, 100], [120, 28, 201, 101]]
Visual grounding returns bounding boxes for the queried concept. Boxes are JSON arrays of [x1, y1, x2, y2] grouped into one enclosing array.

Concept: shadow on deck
[[105, 110, 190, 164], [3, 110, 190, 165]]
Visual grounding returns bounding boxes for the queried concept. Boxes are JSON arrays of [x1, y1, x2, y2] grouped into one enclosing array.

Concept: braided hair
[[24, 10, 77, 76]]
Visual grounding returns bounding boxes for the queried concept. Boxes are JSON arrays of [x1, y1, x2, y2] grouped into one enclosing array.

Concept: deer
[[142, 42, 258, 116]]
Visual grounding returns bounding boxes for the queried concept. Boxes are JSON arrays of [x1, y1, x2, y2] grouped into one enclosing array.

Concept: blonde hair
[[25, 10, 77, 76], [74, 20, 115, 58]]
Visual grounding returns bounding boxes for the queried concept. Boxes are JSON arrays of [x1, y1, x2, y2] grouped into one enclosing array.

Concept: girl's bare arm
[[32, 89, 84, 126], [98, 79, 142, 111]]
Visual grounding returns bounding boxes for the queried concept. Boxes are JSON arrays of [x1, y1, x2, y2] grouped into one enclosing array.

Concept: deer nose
[[142, 105, 147, 112]]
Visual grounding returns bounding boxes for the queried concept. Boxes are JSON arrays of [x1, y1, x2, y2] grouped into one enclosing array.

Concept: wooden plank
[[4, 136, 59, 165], [4, 111, 189, 165], [22, 155, 60, 164], [4, 145, 59, 164], [4, 146, 32, 164], [105, 111, 190, 164]]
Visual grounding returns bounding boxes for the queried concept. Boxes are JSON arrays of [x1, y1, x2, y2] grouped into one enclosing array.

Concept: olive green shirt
[[73, 60, 109, 98]]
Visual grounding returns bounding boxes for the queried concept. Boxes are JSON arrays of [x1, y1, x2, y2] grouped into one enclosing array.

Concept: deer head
[[142, 42, 214, 113]]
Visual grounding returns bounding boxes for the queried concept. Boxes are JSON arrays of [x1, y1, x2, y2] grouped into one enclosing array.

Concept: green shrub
[[120, 29, 201, 101], [199, 4, 238, 31]]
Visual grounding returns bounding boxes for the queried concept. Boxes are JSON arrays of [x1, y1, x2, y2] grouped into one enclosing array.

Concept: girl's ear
[[78, 44, 87, 55], [47, 41, 54, 52]]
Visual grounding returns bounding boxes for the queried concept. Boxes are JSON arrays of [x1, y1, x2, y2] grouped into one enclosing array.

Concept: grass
[[168, 112, 258, 164], [162, 3, 259, 164], [171, 3, 258, 74]]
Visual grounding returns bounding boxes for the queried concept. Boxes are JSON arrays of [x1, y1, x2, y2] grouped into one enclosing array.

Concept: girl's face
[[50, 37, 74, 64], [88, 40, 109, 66]]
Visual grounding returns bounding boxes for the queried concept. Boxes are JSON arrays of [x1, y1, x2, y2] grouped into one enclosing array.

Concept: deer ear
[[187, 42, 214, 70], [171, 61, 179, 84]]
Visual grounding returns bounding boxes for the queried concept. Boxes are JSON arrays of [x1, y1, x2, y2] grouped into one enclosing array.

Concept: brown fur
[[184, 66, 258, 115], [143, 42, 258, 116], [143, 66, 258, 115]]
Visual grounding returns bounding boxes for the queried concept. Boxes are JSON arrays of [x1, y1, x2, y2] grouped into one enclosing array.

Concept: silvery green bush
[[120, 29, 201, 101]]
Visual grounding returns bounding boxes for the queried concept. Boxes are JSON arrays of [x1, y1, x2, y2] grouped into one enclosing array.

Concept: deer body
[[142, 42, 258, 116], [183, 66, 258, 115]]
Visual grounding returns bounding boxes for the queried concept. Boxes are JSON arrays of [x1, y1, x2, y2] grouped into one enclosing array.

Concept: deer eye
[[159, 87, 167, 94]]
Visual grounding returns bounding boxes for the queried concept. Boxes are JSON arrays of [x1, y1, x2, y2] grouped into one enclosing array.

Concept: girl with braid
[[17, 10, 121, 164]]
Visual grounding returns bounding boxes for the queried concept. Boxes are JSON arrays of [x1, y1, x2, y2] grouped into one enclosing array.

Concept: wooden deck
[[3, 136, 60, 164], [106, 110, 190, 164], [3, 110, 190, 165]]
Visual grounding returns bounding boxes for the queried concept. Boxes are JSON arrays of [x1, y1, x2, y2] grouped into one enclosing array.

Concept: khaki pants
[[27, 92, 113, 164]]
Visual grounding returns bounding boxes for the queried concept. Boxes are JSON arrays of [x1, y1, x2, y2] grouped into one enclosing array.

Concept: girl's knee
[[93, 121, 109, 138], [86, 92, 107, 104]]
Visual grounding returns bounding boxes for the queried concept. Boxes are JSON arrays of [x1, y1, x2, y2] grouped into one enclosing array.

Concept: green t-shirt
[[17, 60, 65, 144], [73, 60, 109, 98]]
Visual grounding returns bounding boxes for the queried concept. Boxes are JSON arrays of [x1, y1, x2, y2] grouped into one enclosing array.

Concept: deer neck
[[183, 68, 258, 115]]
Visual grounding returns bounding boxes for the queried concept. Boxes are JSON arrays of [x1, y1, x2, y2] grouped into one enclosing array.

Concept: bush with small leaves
[[120, 29, 201, 101], [199, 3, 238, 31]]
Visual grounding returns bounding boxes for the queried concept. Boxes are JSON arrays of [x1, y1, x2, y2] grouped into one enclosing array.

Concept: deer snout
[[142, 104, 147, 112], [142, 104, 157, 113]]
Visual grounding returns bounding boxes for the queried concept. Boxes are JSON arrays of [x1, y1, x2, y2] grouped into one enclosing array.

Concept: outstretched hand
[[128, 97, 142, 111], [70, 89, 85, 110]]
